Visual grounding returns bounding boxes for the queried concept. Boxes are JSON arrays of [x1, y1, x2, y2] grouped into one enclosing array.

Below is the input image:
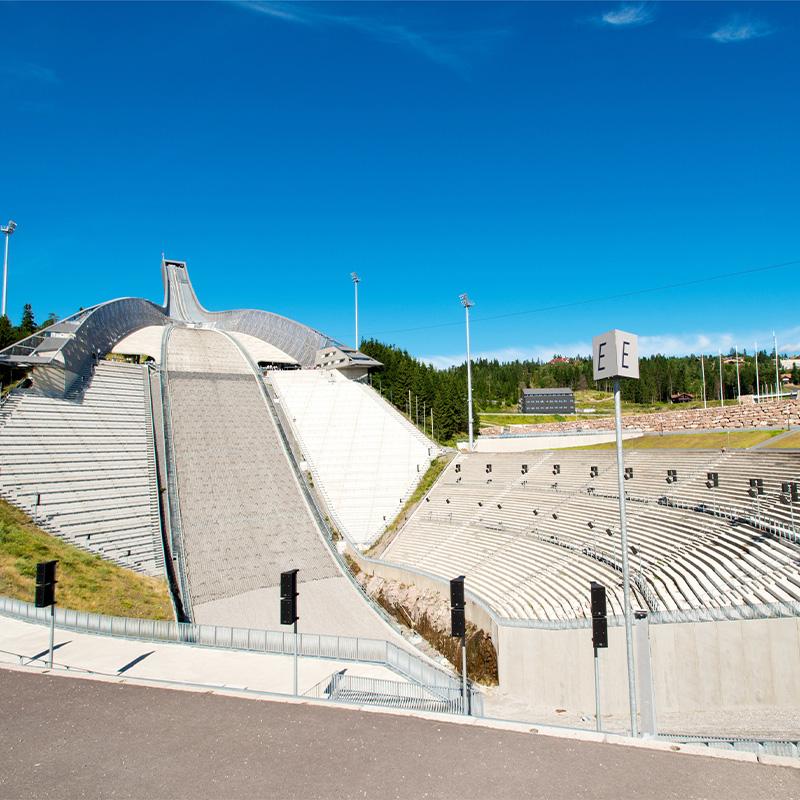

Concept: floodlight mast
[[459, 293, 475, 451], [773, 331, 780, 402], [754, 341, 760, 401], [351, 272, 360, 349], [1, 219, 17, 319]]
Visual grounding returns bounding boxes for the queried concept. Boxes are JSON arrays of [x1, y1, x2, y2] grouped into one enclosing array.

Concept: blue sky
[[2, 1, 799, 364]]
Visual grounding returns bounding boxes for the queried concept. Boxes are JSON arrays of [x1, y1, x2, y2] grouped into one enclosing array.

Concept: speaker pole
[[49, 603, 55, 669], [593, 645, 601, 732], [461, 632, 468, 716], [293, 618, 299, 697], [280, 569, 300, 697]]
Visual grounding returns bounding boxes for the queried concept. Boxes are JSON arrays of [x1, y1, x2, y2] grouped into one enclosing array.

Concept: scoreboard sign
[[592, 329, 639, 381]]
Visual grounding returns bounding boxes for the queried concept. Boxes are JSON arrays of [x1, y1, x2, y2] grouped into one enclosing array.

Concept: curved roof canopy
[[0, 258, 380, 392]]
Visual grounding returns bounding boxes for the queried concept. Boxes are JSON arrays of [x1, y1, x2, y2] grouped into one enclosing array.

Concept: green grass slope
[[561, 430, 781, 450], [0, 499, 173, 619]]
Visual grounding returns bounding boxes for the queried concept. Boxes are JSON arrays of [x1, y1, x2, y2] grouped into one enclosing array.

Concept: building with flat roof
[[519, 387, 575, 415]]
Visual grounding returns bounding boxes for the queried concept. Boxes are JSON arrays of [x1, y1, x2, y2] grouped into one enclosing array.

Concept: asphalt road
[[0, 669, 796, 800]]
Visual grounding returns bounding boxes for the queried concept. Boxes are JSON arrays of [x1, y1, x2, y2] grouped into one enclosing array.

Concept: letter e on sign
[[592, 330, 639, 380]]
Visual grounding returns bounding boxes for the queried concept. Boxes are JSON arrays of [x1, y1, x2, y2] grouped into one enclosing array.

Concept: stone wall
[[482, 399, 800, 437]]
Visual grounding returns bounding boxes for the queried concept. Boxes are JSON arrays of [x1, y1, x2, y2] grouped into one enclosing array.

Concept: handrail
[[144, 359, 183, 622], [0, 594, 461, 692], [158, 324, 193, 620]]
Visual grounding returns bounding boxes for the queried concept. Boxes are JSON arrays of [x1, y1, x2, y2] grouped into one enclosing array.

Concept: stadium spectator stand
[[382, 451, 800, 621], [268, 369, 439, 546], [0, 361, 163, 574]]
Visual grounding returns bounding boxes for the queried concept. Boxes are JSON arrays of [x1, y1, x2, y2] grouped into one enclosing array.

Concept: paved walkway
[[0, 615, 402, 696], [0, 669, 796, 800]]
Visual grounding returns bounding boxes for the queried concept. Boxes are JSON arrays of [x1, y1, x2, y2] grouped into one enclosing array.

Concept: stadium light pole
[[773, 331, 780, 402], [700, 354, 707, 410], [735, 347, 741, 404], [350, 273, 361, 349], [754, 341, 760, 402], [1, 220, 17, 318], [459, 294, 475, 451]]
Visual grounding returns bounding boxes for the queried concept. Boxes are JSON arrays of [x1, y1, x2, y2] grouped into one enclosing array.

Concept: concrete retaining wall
[[496, 617, 800, 718], [350, 551, 800, 721], [480, 399, 800, 437]]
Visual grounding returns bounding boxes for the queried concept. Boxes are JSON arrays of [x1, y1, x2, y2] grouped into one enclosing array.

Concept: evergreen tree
[[17, 304, 36, 338], [0, 315, 14, 349]]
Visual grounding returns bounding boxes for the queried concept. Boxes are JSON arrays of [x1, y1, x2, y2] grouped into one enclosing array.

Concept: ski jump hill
[[0, 259, 439, 638]]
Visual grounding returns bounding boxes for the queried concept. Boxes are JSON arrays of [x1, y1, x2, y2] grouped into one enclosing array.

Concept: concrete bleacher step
[[382, 449, 800, 621], [0, 360, 163, 576]]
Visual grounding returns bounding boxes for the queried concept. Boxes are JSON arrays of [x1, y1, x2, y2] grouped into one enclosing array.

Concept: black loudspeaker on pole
[[280, 569, 300, 697], [450, 576, 469, 715], [35, 560, 58, 669], [450, 576, 465, 638], [280, 569, 299, 626], [590, 581, 607, 733], [591, 581, 608, 649]]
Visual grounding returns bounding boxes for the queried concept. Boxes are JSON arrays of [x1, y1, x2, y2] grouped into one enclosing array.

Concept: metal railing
[[157, 324, 193, 620], [0, 595, 461, 692], [304, 671, 483, 716], [493, 599, 800, 629]]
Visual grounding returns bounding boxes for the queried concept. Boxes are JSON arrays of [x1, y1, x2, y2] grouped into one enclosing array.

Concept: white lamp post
[[1, 220, 17, 318], [754, 341, 760, 402], [700, 354, 707, 409], [774, 331, 780, 402], [735, 347, 741, 403], [459, 293, 475, 451], [350, 272, 360, 349]]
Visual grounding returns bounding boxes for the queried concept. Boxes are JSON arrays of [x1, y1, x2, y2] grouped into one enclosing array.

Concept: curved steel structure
[[0, 258, 378, 394]]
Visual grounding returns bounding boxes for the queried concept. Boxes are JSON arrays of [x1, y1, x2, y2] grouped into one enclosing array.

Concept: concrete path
[[0, 669, 796, 800], [0, 615, 403, 697]]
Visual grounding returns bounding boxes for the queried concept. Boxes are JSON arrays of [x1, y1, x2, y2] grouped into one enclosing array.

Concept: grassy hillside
[[561, 430, 781, 451], [366, 454, 453, 556], [0, 499, 173, 619], [762, 431, 800, 449]]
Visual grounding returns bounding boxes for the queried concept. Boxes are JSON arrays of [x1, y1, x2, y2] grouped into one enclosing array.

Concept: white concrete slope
[[269, 369, 439, 547], [0, 361, 163, 574], [163, 327, 400, 639]]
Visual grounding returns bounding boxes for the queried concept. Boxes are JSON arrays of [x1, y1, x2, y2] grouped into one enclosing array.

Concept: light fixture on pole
[[593, 329, 640, 738], [1, 219, 17, 319], [773, 331, 780, 402], [735, 347, 741, 404], [718, 351, 724, 408], [700, 354, 707, 410], [754, 341, 760, 402], [350, 272, 361, 349], [459, 293, 475, 451]]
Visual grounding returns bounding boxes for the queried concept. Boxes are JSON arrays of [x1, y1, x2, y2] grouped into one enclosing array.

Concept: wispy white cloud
[[0, 61, 60, 85], [422, 326, 800, 368], [598, 3, 655, 28], [233, 1, 507, 71], [710, 15, 774, 44]]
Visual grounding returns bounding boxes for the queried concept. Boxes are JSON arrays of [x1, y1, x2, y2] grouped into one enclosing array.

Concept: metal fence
[[494, 600, 800, 629], [0, 595, 460, 693], [305, 671, 483, 716]]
